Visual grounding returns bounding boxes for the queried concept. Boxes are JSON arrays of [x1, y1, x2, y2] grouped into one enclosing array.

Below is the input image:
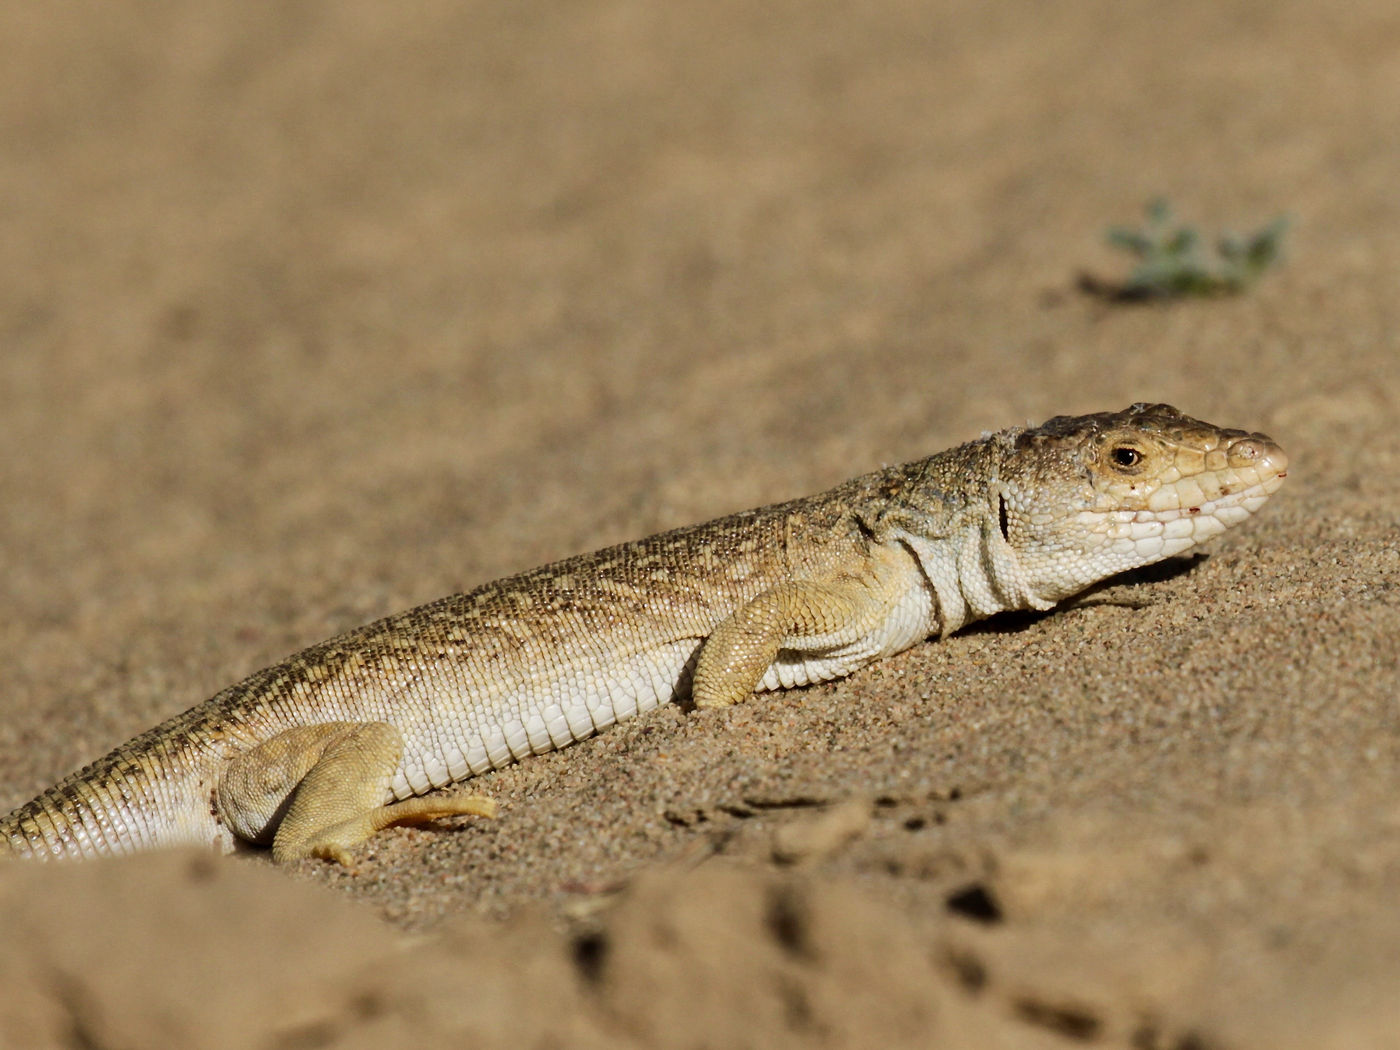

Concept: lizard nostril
[[1228, 436, 1288, 476]]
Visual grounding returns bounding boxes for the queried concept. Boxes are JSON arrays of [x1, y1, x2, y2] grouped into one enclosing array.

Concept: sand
[[3, 1, 1399, 1046]]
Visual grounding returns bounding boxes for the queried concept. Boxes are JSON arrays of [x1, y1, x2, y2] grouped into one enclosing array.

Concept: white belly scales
[[389, 576, 937, 800]]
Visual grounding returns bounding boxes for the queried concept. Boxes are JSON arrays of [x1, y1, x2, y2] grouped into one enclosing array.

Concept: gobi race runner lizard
[[1, 404, 1287, 864]]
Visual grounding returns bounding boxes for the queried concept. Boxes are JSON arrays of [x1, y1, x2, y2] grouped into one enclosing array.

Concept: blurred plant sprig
[[1081, 199, 1288, 301]]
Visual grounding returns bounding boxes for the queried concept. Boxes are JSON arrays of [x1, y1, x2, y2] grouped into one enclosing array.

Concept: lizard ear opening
[[998, 493, 1010, 542]]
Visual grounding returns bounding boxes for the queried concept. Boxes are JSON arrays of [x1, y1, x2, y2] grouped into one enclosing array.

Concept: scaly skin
[[0, 404, 1287, 864]]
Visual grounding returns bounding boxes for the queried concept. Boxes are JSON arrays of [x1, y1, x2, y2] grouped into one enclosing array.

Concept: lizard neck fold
[[891, 491, 1056, 637]]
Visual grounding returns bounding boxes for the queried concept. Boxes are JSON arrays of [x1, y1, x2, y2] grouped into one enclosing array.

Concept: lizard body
[[0, 404, 1287, 863]]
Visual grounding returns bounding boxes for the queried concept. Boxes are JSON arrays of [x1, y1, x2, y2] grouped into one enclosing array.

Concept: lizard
[[0, 403, 1287, 865]]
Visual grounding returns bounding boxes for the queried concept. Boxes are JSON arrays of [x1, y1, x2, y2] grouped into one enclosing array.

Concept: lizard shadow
[[954, 553, 1207, 639]]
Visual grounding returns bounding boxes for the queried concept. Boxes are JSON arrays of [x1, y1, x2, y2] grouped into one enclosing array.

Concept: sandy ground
[[3, 1, 1399, 1046]]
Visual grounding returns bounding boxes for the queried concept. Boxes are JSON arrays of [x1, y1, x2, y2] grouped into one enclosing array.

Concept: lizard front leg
[[216, 722, 497, 864], [692, 578, 883, 709]]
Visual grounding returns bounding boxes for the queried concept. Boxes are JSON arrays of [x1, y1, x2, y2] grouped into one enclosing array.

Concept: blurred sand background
[[3, 2, 1399, 1047]]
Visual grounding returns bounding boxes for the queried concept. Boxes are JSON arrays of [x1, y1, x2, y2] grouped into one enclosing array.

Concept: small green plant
[[1082, 199, 1288, 301]]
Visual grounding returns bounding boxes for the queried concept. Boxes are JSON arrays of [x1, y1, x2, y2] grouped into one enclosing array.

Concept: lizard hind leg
[[216, 721, 496, 865]]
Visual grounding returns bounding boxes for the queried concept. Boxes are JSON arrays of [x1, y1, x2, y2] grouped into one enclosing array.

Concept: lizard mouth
[[1095, 468, 1288, 559], [1087, 440, 1287, 560], [1101, 434, 1288, 513], [1150, 444, 1288, 518]]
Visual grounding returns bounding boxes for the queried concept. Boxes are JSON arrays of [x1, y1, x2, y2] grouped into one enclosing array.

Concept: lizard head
[[996, 403, 1288, 603]]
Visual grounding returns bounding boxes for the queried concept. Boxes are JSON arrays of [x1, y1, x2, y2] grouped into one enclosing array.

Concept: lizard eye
[[1110, 446, 1143, 469]]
